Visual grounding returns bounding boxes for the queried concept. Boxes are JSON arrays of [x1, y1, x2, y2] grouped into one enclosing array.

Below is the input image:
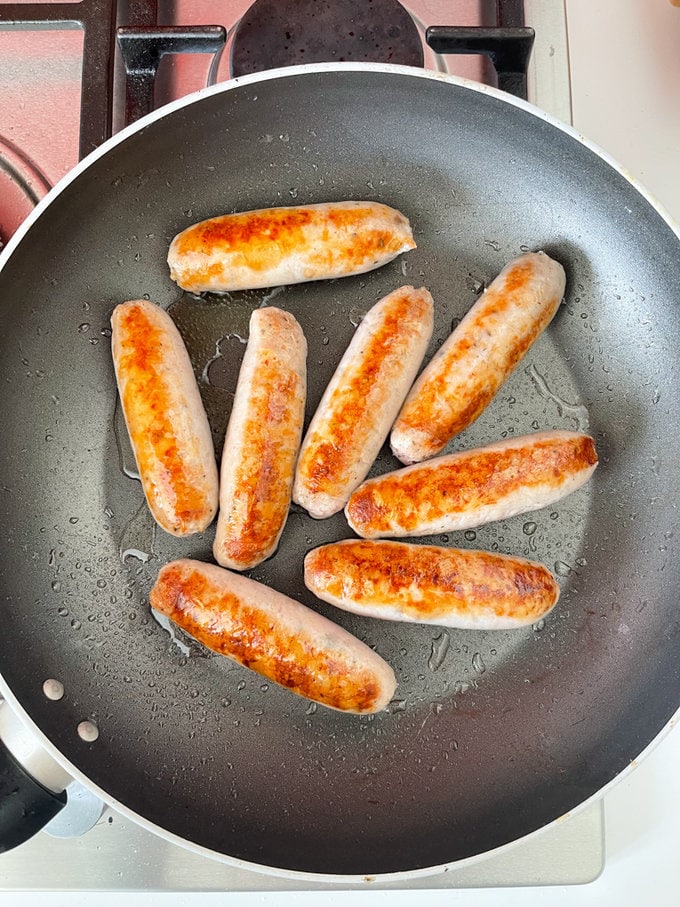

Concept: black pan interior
[[0, 68, 679, 875]]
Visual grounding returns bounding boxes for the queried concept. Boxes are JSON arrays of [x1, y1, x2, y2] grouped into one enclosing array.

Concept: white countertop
[[7, 2, 680, 903]]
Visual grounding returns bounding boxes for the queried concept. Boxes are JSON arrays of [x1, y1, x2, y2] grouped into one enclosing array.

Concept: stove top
[[0, 0, 593, 892], [1, 775, 603, 890]]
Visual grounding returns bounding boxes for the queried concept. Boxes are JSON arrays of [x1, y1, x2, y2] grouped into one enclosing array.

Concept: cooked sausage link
[[111, 300, 218, 537], [151, 559, 398, 714], [168, 201, 416, 294], [391, 251, 566, 464], [346, 431, 598, 538], [305, 539, 560, 630], [213, 307, 307, 571], [293, 285, 434, 519]]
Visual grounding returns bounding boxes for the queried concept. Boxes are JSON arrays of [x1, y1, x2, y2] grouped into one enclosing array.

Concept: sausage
[[390, 251, 566, 464], [304, 540, 559, 630], [167, 201, 416, 294], [150, 559, 397, 714], [213, 307, 307, 571], [110, 300, 218, 537], [292, 286, 434, 519], [346, 430, 598, 538]]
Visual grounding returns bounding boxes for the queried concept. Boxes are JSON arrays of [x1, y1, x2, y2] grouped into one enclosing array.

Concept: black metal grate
[[0, 0, 534, 158]]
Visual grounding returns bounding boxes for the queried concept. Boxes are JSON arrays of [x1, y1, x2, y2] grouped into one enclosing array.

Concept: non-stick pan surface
[[1, 65, 679, 877]]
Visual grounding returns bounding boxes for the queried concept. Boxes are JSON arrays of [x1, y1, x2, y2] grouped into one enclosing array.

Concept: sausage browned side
[[111, 300, 218, 536], [293, 285, 434, 519], [390, 251, 566, 464], [346, 430, 598, 538], [167, 201, 416, 294], [151, 559, 397, 713], [213, 307, 307, 571], [304, 539, 560, 630]]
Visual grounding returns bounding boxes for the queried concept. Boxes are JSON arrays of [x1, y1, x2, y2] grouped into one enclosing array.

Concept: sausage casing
[[304, 540, 560, 630], [213, 307, 307, 571], [150, 559, 397, 713], [390, 251, 566, 464], [167, 201, 416, 294], [346, 430, 598, 538], [293, 285, 434, 519], [111, 300, 218, 536]]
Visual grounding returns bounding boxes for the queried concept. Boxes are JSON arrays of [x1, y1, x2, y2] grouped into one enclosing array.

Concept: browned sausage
[[111, 300, 218, 537], [150, 559, 397, 714], [293, 285, 434, 519], [213, 307, 307, 571], [391, 251, 566, 464], [167, 201, 416, 294], [346, 431, 598, 538], [304, 539, 560, 629]]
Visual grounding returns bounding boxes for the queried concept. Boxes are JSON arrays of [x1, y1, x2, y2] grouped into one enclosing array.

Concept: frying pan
[[1, 63, 679, 880]]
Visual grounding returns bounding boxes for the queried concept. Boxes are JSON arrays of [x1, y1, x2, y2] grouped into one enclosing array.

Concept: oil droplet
[[70, 619, 81, 630], [113, 397, 140, 480], [432, 702, 443, 715], [57, 606, 68, 617], [534, 618, 546, 632], [120, 548, 150, 564], [464, 530, 476, 542], [349, 306, 366, 327], [466, 274, 485, 294], [472, 652, 486, 674], [305, 702, 317, 716], [525, 364, 590, 430], [119, 500, 156, 566], [151, 609, 194, 657], [51, 580, 62, 592], [389, 699, 407, 713], [428, 630, 450, 672], [78, 323, 90, 334], [42, 679, 64, 701], [523, 521, 537, 536], [554, 561, 573, 577], [237, 680, 246, 692], [77, 720, 99, 742]]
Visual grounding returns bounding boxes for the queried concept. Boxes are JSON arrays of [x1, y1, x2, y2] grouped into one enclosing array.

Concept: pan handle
[[0, 700, 70, 853]]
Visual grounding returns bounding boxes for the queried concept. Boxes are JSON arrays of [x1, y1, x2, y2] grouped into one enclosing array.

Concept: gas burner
[[230, 0, 424, 77], [0, 136, 51, 249]]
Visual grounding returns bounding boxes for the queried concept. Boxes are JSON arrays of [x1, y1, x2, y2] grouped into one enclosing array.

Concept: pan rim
[[2, 60, 679, 273], [1, 60, 679, 882]]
